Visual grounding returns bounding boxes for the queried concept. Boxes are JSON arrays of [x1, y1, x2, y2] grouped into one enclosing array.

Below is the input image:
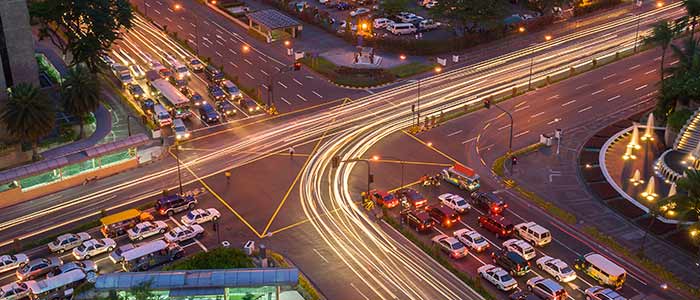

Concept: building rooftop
[[247, 9, 300, 30]]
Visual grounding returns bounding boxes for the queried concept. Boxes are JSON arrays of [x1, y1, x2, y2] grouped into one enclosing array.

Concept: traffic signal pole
[[484, 99, 514, 155]]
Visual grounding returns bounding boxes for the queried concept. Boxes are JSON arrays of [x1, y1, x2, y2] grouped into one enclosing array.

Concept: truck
[[441, 164, 480, 191], [100, 209, 154, 238], [515, 222, 551, 247]]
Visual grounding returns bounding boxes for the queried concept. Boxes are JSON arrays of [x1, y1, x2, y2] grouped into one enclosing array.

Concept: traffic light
[[293, 62, 302, 71], [511, 156, 518, 166], [332, 156, 340, 168], [484, 99, 491, 109]]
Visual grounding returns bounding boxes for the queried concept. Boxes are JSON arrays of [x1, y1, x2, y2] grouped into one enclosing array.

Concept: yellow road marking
[[267, 208, 342, 236], [401, 130, 462, 165], [370, 159, 452, 167]]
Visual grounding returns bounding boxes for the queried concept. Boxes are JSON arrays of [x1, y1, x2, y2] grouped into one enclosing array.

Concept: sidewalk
[[40, 103, 112, 160]]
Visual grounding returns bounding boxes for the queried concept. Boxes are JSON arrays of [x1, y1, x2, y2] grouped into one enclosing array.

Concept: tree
[[683, 0, 700, 40], [30, 0, 133, 72], [657, 170, 700, 235], [528, 0, 566, 15], [62, 64, 101, 139], [0, 83, 56, 160], [128, 280, 157, 300], [644, 21, 677, 89], [380, 0, 411, 17], [430, 0, 508, 35]]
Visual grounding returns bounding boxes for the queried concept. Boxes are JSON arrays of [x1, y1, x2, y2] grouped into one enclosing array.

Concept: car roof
[[505, 251, 527, 263], [430, 205, 455, 215], [537, 278, 563, 291], [583, 253, 625, 276], [173, 118, 185, 126]]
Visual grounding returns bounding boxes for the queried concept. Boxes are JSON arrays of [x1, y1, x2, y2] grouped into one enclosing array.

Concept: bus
[[100, 209, 154, 238], [120, 240, 184, 271], [148, 77, 192, 119], [25, 269, 91, 300], [574, 253, 627, 289], [441, 164, 480, 191]]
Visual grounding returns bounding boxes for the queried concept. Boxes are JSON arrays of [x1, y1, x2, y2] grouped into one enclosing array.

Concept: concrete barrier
[[514, 83, 529, 95], [595, 53, 616, 67], [572, 60, 594, 75], [616, 47, 635, 59], [546, 69, 570, 84], [530, 77, 547, 89]]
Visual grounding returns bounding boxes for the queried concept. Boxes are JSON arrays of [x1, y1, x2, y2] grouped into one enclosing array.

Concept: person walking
[[288, 146, 295, 158]]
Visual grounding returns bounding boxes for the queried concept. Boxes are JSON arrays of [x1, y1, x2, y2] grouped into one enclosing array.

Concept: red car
[[395, 189, 427, 208], [400, 209, 434, 232], [478, 214, 514, 238], [427, 204, 460, 228], [369, 190, 398, 208]]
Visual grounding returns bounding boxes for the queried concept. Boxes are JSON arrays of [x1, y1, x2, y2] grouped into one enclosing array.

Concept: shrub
[[573, 0, 623, 16], [164, 247, 254, 270], [667, 109, 693, 132]]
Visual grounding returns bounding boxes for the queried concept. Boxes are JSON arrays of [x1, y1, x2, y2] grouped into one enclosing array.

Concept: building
[[87, 268, 299, 300], [0, 0, 39, 92], [247, 10, 301, 43]]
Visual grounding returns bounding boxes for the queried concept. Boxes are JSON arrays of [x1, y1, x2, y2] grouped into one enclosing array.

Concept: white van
[[388, 23, 417, 35], [153, 104, 172, 127], [25, 269, 90, 300], [173, 118, 190, 141], [373, 18, 393, 29]]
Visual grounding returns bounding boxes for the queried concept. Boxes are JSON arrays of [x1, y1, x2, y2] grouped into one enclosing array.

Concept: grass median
[[299, 56, 435, 88]]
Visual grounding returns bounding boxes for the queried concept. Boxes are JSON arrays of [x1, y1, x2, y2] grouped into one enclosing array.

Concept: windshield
[[453, 242, 465, 249], [561, 266, 573, 274], [456, 199, 467, 206], [76, 245, 86, 252], [501, 274, 513, 282], [120, 74, 132, 81], [473, 236, 485, 244], [177, 66, 188, 73], [186, 211, 196, 219], [158, 114, 170, 120], [175, 125, 186, 132]]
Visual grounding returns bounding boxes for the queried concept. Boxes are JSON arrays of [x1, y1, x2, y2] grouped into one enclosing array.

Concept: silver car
[[47, 261, 97, 278], [48, 232, 91, 253], [0, 282, 29, 300], [15, 257, 63, 281], [0, 254, 29, 273]]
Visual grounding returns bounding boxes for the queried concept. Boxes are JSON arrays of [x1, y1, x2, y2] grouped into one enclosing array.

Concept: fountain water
[[668, 182, 677, 198], [623, 146, 637, 160], [641, 176, 658, 201], [630, 169, 644, 186], [641, 113, 655, 141], [628, 124, 641, 150]]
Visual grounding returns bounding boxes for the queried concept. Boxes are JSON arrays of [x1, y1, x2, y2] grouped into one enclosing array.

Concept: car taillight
[[501, 230, 506, 235], [457, 216, 461, 221], [517, 264, 521, 271], [503, 204, 509, 208], [527, 261, 531, 267]]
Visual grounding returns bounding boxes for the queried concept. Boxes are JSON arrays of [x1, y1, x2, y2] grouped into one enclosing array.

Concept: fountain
[[668, 182, 677, 198], [641, 176, 658, 201], [630, 169, 645, 186], [641, 113, 655, 141], [623, 146, 637, 160], [627, 124, 641, 150]]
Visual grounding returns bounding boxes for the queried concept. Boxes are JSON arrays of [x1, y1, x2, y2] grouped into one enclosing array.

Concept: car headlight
[[185, 133, 190, 138]]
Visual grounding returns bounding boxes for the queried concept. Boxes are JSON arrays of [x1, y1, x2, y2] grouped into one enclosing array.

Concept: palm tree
[[61, 64, 101, 139], [657, 170, 700, 228], [668, 37, 700, 76], [683, 0, 700, 40], [0, 83, 56, 160], [644, 21, 676, 89]]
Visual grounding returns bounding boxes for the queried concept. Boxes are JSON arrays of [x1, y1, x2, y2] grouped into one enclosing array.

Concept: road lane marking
[[575, 84, 589, 90], [531, 111, 545, 118], [514, 105, 530, 112], [618, 78, 632, 85], [278, 82, 288, 88], [514, 101, 527, 108], [561, 100, 576, 107], [670, 60, 679, 65], [635, 84, 648, 91], [260, 69, 269, 76], [274, 66, 281, 72], [312, 248, 329, 263], [591, 89, 604, 95], [165, 17, 172, 22], [177, 25, 183, 30], [229, 48, 237, 55], [216, 40, 224, 46], [447, 130, 463, 137], [261, 84, 268, 90], [280, 97, 291, 105], [547, 118, 561, 125], [498, 124, 511, 131], [245, 73, 254, 79], [578, 106, 592, 113], [514, 130, 530, 138], [654, 56, 662, 61], [628, 64, 640, 70], [154, 9, 161, 15], [350, 283, 370, 300], [167, 7, 173, 13], [258, 56, 267, 62], [644, 69, 656, 75], [608, 95, 621, 102], [244, 58, 253, 65], [547, 95, 560, 100], [483, 122, 491, 130], [190, 22, 196, 27], [228, 61, 238, 68], [215, 51, 222, 57], [293, 78, 303, 86], [312, 91, 323, 98], [297, 94, 308, 102], [603, 73, 616, 79], [461, 137, 476, 144]]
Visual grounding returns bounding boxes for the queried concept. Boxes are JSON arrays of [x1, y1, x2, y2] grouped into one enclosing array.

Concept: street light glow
[[284, 40, 291, 47], [545, 35, 552, 41], [242, 45, 250, 52], [372, 155, 380, 161], [399, 54, 406, 60], [434, 66, 442, 73], [656, 1, 664, 8], [427, 142, 433, 147], [174, 3, 182, 10], [518, 26, 525, 33]]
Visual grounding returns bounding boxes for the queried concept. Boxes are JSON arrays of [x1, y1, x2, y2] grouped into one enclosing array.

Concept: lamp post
[[528, 35, 552, 90], [173, 3, 200, 54], [484, 100, 514, 155], [372, 155, 405, 188], [174, 141, 184, 195], [406, 63, 443, 128]]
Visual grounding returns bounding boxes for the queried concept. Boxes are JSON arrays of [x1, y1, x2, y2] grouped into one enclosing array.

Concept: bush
[[164, 247, 254, 270], [667, 109, 693, 132], [573, 0, 623, 16]]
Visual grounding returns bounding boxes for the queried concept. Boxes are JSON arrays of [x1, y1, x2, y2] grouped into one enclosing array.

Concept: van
[[100, 209, 154, 238], [574, 253, 626, 289], [388, 23, 417, 35], [515, 222, 551, 246], [25, 269, 91, 300], [153, 104, 172, 127], [120, 240, 184, 272]]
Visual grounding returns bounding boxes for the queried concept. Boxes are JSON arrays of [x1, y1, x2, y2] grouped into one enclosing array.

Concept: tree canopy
[[62, 64, 101, 138], [0, 83, 56, 160], [430, 0, 508, 34], [380, 0, 412, 17]]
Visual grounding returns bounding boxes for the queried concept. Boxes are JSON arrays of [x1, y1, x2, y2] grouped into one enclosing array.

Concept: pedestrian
[[225, 170, 231, 183], [288, 146, 295, 158]]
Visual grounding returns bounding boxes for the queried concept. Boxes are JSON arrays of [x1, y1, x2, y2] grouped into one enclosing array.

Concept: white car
[[127, 221, 168, 241], [438, 193, 470, 213], [425, 1, 437, 8], [350, 7, 371, 17], [453, 229, 489, 252], [373, 18, 393, 29], [503, 239, 536, 261], [584, 286, 626, 300], [129, 64, 146, 79], [48, 232, 91, 253], [0, 282, 29, 300], [181, 208, 221, 225], [173, 118, 190, 141], [477, 264, 518, 291], [536, 256, 577, 282], [0, 254, 29, 273], [164, 224, 205, 243], [187, 58, 205, 72], [431, 234, 468, 259], [72, 238, 117, 260]]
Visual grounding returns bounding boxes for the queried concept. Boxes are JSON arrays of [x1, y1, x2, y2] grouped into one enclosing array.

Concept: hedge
[[163, 247, 254, 270]]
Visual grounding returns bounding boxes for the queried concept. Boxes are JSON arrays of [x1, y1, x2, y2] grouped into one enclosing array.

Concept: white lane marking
[[278, 82, 288, 88], [547, 95, 560, 100], [297, 94, 308, 102], [216, 40, 224, 46], [215, 51, 222, 57], [635, 84, 648, 91], [447, 130, 463, 137], [498, 124, 511, 131], [190, 22, 196, 27], [312, 91, 323, 98], [274, 66, 281, 72], [350, 283, 370, 300], [189, 33, 196, 38], [312, 248, 329, 263], [514, 101, 527, 108], [280, 97, 291, 105], [578, 106, 593, 113], [229, 48, 237, 55], [575, 84, 589, 90], [479, 144, 495, 151], [261, 84, 268, 90], [654, 56, 662, 61], [591, 89, 604, 95], [365, 89, 374, 94], [514, 130, 530, 138], [245, 73, 254, 79], [177, 25, 183, 30], [165, 16, 172, 22], [547, 118, 561, 125], [561, 100, 576, 107], [608, 95, 621, 102], [293, 78, 303, 86], [670, 60, 679, 65], [167, 8, 173, 13], [154, 9, 161, 15], [644, 69, 656, 75], [531, 111, 545, 118], [229, 61, 238, 68], [514, 105, 530, 112], [260, 69, 269, 76], [628, 64, 640, 70], [603, 73, 616, 79], [244, 58, 253, 65], [618, 78, 632, 85], [258, 56, 267, 62], [462, 137, 476, 144]]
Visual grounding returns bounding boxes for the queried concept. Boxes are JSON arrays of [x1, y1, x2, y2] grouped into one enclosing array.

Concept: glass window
[[20, 169, 61, 190]]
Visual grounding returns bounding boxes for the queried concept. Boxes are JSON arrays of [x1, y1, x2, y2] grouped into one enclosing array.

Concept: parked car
[[584, 286, 626, 300], [173, 118, 191, 141], [0, 254, 29, 273], [399, 209, 434, 232], [48, 232, 91, 253], [470, 191, 508, 214], [502, 239, 536, 261], [127, 221, 169, 241], [373, 18, 394, 29], [438, 193, 470, 213], [216, 100, 237, 118], [187, 58, 205, 72], [387, 23, 417, 35], [350, 7, 371, 17], [526, 276, 567, 300], [239, 98, 261, 113], [431, 234, 468, 259], [181, 208, 221, 225], [453, 229, 489, 252], [478, 214, 514, 238], [16, 257, 63, 281], [491, 249, 530, 277], [477, 264, 518, 291], [0, 282, 29, 300], [164, 224, 205, 243], [369, 189, 398, 208], [47, 261, 97, 278], [418, 19, 440, 31], [155, 194, 197, 216], [336, 2, 351, 10], [394, 188, 427, 208], [427, 204, 460, 228], [72, 238, 116, 260], [199, 102, 221, 124], [536, 256, 577, 282]]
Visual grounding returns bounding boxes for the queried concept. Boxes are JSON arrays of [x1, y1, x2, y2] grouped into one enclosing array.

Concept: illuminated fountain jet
[[641, 177, 658, 201], [627, 124, 641, 150], [630, 169, 644, 186], [641, 113, 655, 142], [623, 146, 637, 160], [668, 182, 677, 198]]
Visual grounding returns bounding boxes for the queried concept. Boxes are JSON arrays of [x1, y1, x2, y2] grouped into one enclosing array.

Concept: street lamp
[[174, 141, 184, 195], [518, 26, 525, 33], [412, 66, 443, 129], [399, 54, 406, 60], [173, 4, 200, 54], [372, 155, 406, 188], [332, 157, 373, 201], [528, 35, 552, 90], [242, 45, 251, 53]]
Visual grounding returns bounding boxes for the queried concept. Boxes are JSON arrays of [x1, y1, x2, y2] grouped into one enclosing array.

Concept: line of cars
[[372, 12, 441, 35], [372, 165, 630, 300], [0, 192, 222, 300]]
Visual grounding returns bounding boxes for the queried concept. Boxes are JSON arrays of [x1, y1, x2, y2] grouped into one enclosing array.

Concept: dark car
[[399, 209, 434, 232], [478, 214, 514, 238], [208, 85, 226, 101], [470, 191, 508, 215], [204, 65, 224, 82], [189, 92, 204, 106], [336, 2, 351, 10], [155, 194, 197, 216], [171, 78, 188, 89], [127, 84, 145, 99], [239, 98, 261, 113], [394, 188, 427, 208], [492, 249, 530, 277], [369, 189, 398, 208], [508, 291, 541, 300], [141, 99, 155, 115], [216, 101, 237, 117], [427, 204, 460, 228], [198, 102, 220, 124]]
